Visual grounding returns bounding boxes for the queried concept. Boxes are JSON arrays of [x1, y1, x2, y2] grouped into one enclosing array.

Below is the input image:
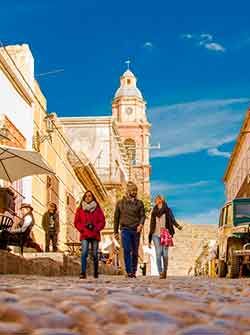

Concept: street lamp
[[33, 113, 56, 152]]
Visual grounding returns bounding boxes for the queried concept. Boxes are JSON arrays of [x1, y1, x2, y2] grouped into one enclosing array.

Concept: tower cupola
[[114, 69, 143, 100]]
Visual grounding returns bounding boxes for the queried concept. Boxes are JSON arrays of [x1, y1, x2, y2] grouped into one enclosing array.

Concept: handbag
[[160, 228, 174, 247]]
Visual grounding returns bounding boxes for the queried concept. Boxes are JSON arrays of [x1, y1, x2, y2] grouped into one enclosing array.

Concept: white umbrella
[[0, 145, 55, 183]]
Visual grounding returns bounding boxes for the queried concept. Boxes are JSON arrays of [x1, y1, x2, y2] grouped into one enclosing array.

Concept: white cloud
[[200, 33, 213, 42], [144, 41, 153, 48], [207, 148, 231, 158], [204, 42, 225, 52], [182, 33, 193, 39], [149, 98, 249, 158], [179, 208, 219, 225], [151, 180, 211, 194], [182, 32, 226, 53]]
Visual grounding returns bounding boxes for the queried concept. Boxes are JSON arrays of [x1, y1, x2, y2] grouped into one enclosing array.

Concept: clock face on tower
[[126, 107, 133, 115]]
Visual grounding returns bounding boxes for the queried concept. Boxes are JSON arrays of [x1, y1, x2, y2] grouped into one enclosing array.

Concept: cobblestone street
[[0, 275, 250, 334]]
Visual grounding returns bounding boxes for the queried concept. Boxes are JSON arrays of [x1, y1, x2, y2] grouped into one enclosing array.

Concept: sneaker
[[79, 273, 86, 279]]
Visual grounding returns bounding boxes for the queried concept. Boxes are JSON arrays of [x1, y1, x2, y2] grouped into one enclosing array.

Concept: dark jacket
[[114, 197, 146, 234], [74, 206, 105, 241], [149, 204, 180, 243], [42, 211, 59, 234]]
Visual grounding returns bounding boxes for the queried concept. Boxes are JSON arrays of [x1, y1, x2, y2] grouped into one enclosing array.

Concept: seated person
[[0, 203, 43, 252]]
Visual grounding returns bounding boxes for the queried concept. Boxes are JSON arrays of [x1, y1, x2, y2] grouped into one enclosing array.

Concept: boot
[[80, 272, 86, 279], [159, 272, 166, 279], [163, 256, 168, 278]]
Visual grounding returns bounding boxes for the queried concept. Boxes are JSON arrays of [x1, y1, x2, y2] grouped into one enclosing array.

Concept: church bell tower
[[112, 64, 151, 196]]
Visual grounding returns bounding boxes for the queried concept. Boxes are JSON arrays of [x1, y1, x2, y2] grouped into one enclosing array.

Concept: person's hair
[[155, 195, 165, 203], [79, 190, 99, 208], [154, 194, 169, 208], [48, 202, 57, 211], [126, 181, 138, 191]]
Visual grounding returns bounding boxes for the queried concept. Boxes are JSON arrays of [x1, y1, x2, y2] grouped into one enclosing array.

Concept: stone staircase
[[168, 222, 217, 276]]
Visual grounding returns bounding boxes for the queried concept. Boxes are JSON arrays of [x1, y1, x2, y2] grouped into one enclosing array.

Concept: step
[[22, 252, 65, 264]]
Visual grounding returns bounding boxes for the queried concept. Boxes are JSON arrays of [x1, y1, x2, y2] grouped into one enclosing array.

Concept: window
[[227, 205, 233, 225], [223, 207, 228, 226], [47, 176, 52, 188], [234, 202, 250, 224], [127, 79, 131, 85], [219, 211, 223, 227], [66, 194, 70, 206]]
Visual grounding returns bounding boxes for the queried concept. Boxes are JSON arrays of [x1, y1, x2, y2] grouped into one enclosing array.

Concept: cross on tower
[[125, 59, 131, 70]]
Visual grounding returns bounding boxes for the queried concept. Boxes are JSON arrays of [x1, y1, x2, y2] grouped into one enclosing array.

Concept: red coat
[[74, 207, 105, 241]]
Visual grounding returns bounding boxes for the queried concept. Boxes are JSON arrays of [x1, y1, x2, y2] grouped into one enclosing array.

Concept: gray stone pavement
[[0, 275, 250, 335]]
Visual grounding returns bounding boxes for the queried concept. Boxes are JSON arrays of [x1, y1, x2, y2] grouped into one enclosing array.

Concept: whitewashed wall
[[0, 48, 34, 202]]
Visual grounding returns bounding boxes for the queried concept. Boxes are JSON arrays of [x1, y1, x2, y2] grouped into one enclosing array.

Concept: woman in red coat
[[74, 190, 105, 279]]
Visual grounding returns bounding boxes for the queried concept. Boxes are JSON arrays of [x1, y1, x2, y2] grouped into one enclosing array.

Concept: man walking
[[114, 182, 145, 278], [42, 202, 59, 252]]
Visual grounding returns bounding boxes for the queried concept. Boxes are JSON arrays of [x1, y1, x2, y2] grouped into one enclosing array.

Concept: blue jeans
[[152, 235, 168, 274], [121, 229, 140, 274], [81, 239, 99, 274]]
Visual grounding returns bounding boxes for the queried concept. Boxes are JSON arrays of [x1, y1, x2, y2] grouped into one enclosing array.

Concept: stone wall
[[1, 223, 218, 277], [0, 251, 119, 276], [0, 251, 64, 276], [168, 223, 217, 276]]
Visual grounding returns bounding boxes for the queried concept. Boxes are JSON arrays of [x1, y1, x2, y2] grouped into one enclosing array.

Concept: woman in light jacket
[[74, 190, 105, 279], [149, 195, 182, 279]]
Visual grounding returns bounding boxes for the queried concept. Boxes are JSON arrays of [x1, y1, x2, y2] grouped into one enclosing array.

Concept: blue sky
[[1, 0, 250, 224]]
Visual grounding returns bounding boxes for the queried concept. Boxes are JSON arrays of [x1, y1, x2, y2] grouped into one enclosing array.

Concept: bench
[[0, 225, 33, 255]]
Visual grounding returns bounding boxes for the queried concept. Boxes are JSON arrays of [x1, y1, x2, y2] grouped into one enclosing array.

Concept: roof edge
[[223, 108, 250, 182]]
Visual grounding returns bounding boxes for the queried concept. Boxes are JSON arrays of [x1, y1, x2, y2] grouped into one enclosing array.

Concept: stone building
[[0, 43, 107, 251], [224, 107, 250, 201], [0, 44, 34, 208], [112, 68, 151, 196], [61, 67, 151, 199], [60, 116, 130, 198]]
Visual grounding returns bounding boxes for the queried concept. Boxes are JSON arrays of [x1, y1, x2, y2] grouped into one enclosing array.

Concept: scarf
[[153, 202, 168, 218], [81, 200, 97, 212]]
